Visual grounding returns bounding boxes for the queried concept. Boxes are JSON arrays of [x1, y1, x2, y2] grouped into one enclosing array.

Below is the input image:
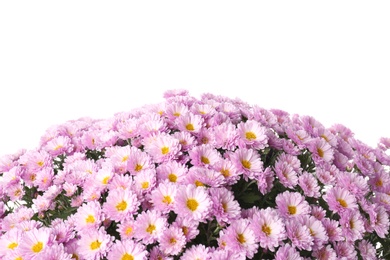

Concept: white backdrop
[[1, 1, 389, 156]]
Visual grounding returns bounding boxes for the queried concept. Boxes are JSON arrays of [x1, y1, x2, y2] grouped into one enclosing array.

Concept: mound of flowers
[[0, 89, 390, 259]]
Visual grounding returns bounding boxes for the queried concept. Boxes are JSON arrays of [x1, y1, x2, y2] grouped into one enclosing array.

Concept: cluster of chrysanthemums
[[0, 89, 390, 259]]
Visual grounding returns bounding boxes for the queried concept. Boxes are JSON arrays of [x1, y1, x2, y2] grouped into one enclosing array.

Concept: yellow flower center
[[376, 179, 383, 187], [116, 200, 128, 211], [337, 199, 348, 208], [32, 241, 43, 253], [173, 112, 181, 117], [8, 242, 18, 249], [169, 238, 177, 244], [54, 145, 63, 151], [182, 226, 188, 235], [262, 224, 271, 236], [222, 202, 228, 212], [161, 147, 169, 155], [135, 164, 143, 172], [90, 240, 101, 250], [121, 253, 134, 260], [288, 205, 297, 215], [125, 226, 133, 235], [122, 155, 129, 162], [162, 195, 172, 204], [168, 174, 177, 182], [201, 156, 210, 164], [195, 180, 204, 187], [102, 176, 110, 184], [317, 148, 324, 158], [186, 198, 199, 211], [86, 215, 95, 223], [146, 224, 156, 234], [141, 182, 149, 189], [220, 169, 230, 177], [241, 160, 251, 169], [186, 123, 195, 131], [37, 161, 44, 167], [245, 131, 257, 140], [237, 233, 246, 244]]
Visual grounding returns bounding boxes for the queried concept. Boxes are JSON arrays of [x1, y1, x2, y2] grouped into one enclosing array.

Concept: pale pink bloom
[[298, 215, 328, 250], [324, 186, 358, 214], [250, 207, 286, 252], [73, 200, 103, 232], [285, 127, 311, 149], [274, 243, 302, 260], [172, 216, 200, 242], [336, 171, 369, 199], [143, 132, 181, 163], [217, 102, 241, 123], [314, 127, 337, 147], [237, 119, 268, 149], [0, 153, 20, 172], [0, 228, 23, 257], [116, 217, 136, 240], [357, 239, 377, 260], [133, 210, 168, 245], [102, 188, 139, 222], [149, 246, 174, 260], [176, 112, 204, 134], [156, 160, 187, 184], [312, 245, 337, 260], [311, 205, 326, 220], [32, 194, 53, 213], [368, 205, 389, 238], [44, 135, 73, 156], [334, 241, 357, 260], [188, 144, 221, 167], [77, 227, 114, 260], [16, 220, 42, 232], [308, 137, 334, 163], [230, 148, 263, 180], [220, 219, 258, 259], [209, 249, 246, 260], [138, 113, 167, 137], [298, 172, 320, 198], [51, 219, 75, 244], [18, 149, 52, 174], [33, 167, 54, 191], [213, 122, 239, 151], [274, 161, 299, 189], [133, 169, 157, 195], [369, 169, 390, 193], [212, 158, 241, 185], [174, 184, 212, 222], [149, 181, 177, 213], [108, 173, 133, 191], [19, 227, 52, 259], [92, 164, 115, 188], [285, 218, 313, 251], [165, 102, 189, 120], [183, 166, 225, 188], [315, 165, 337, 185], [275, 191, 311, 219], [158, 226, 186, 256], [127, 147, 154, 175], [107, 239, 148, 260], [190, 102, 216, 118], [373, 192, 390, 212], [257, 166, 275, 195], [209, 187, 241, 224], [116, 117, 139, 140], [172, 131, 197, 151], [6, 182, 25, 202], [339, 209, 365, 241], [321, 218, 343, 242], [180, 244, 210, 260], [62, 182, 77, 197]]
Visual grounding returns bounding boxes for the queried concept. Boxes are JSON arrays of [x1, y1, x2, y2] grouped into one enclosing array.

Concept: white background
[[1, 1, 389, 157]]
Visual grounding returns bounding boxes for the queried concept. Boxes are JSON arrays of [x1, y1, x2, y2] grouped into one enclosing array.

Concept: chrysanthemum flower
[[143, 132, 181, 163], [102, 187, 140, 222], [312, 245, 337, 260], [220, 219, 258, 259], [174, 184, 212, 222], [237, 119, 268, 149], [107, 239, 148, 260], [171, 216, 200, 242], [275, 191, 311, 219], [156, 160, 188, 184], [188, 144, 221, 167], [180, 244, 210, 260], [324, 186, 358, 214], [333, 241, 357, 259], [209, 187, 241, 224], [285, 218, 313, 251], [230, 148, 263, 180], [321, 218, 343, 242], [127, 146, 154, 175], [357, 240, 377, 260], [274, 243, 302, 260], [339, 209, 365, 241], [149, 181, 178, 213], [0, 228, 22, 258], [19, 227, 51, 259], [308, 137, 334, 164], [73, 200, 103, 232], [165, 101, 189, 120], [183, 166, 224, 188], [116, 217, 136, 240], [133, 168, 157, 195], [176, 112, 204, 134], [133, 210, 168, 245], [213, 122, 239, 151], [77, 227, 113, 260], [44, 135, 73, 156], [298, 172, 320, 198], [298, 215, 328, 250], [158, 226, 186, 256], [250, 207, 286, 252]]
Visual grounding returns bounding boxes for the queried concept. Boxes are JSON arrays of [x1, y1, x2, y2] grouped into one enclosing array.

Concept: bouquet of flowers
[[0, 89, 389, 259]]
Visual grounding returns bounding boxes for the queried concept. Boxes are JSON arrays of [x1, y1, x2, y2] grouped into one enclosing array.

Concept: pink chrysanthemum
[[106, 239, 148, 260], [230, 148, 263, 180], [209, 187, 241, 224], [298, 215, 328, 250], [77, 227, 114, 260], [285, 218, 313, 251], [339, 209, 365, 241], [73, 200, 103, 232], [176, 112, 204, 134], [236, 119, 268, 149], [172, 216, 200, 242], [180, 244, 210, 260], [143, 132, 181, 163], [18, 227, 52, 259], [321, 218, 343, 242], [156, 160, 188, 184], [308, 137, 334, 163], [298, 172, 320, 198], [133, 210, 168, 245], [212, 158, 241, 185], [312, 245, 337, 260], [149, 181, 178, 214], [116, 217, 136, 240], [334, 241, 357, 259], [275, 191, 311, 219], [274, 243, 302, 260], [220, 219, 258, 259], [174, 184, 212, 222], [127, 146, 154, 175], [250, 207, 286, 252], [188, 144, 221, 168], [357, 239, 377, 260], [324, 186, 358, 214], [158, 226, 186, 256], [0, 228, 23, 258], [102, 187, 140, 222], [183, 166, 225, 188]]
